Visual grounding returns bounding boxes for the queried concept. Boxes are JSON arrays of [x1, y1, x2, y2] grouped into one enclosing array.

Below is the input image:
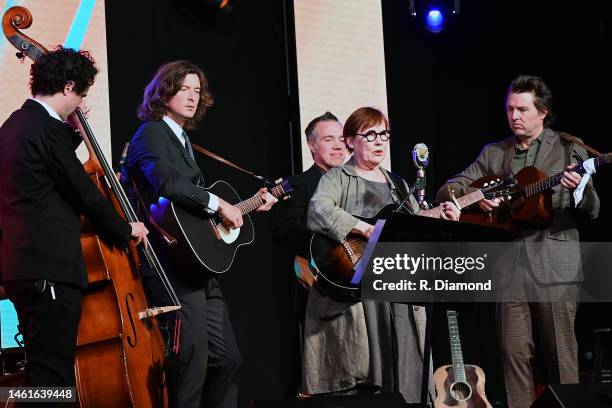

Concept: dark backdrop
[[105, 1, 611, 406], [105, 1, 299, 405], [383, 0, 612, 405]]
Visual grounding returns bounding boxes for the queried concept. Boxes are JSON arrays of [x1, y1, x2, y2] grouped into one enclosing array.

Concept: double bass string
[[76, 109, 181, 308]]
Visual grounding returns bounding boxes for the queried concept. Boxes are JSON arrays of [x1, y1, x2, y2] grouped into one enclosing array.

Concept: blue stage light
[[425, 9, 445, 33]]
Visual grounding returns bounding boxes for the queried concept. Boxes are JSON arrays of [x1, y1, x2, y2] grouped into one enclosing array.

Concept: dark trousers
[[3, 279, 81, 387], [144, 275, 242, 408]]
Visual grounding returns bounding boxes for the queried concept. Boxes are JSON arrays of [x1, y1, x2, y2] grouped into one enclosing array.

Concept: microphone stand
[[393, 177, 427, 214], [391, 175, 433, 405]]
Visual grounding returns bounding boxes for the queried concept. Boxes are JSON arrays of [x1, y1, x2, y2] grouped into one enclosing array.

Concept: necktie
[[182, 131, 195, 161]]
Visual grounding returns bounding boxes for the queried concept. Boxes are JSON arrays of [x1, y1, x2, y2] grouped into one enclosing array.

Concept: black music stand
[[374, 212, 510, 406]]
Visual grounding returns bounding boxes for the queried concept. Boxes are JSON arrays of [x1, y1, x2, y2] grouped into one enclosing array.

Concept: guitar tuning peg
[[484, 182, 489, 187], [274, 178, 282, 184], [507, 195, 511, 200]]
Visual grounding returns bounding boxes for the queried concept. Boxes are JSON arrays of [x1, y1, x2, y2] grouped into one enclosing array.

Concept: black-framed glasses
[[356, 129, 391, 142]]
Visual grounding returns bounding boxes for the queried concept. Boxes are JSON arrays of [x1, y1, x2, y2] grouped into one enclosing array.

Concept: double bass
[[2, 7, 181, 407]]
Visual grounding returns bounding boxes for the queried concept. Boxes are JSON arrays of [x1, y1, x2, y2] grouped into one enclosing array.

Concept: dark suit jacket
[[436, 128, 600, 284], [274, 165, 324, 259], [0, 100, 131, 288], [127, 120, 215, 213]]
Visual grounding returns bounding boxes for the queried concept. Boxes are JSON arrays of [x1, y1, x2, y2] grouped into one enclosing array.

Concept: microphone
[[116, 142, 130, 182], [412, 143, 429, 208]]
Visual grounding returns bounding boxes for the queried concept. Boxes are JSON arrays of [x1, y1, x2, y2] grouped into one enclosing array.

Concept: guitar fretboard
[[447, 310, 467, 383], [420, 189, 484, 218], [235, 184, 285, 215], [524, 153, 610, 198], [454, 189, 485, 209]]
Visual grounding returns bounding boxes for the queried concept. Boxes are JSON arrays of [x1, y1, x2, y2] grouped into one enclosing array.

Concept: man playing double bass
[[0, 47, 148, 390]]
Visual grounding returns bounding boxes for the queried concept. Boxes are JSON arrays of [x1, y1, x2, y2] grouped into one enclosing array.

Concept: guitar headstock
[[481, 177, 518, 201], [269, 179, 293, 199]]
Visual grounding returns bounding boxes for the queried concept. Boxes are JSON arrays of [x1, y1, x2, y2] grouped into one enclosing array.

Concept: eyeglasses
[[356, 129, 391, 142]]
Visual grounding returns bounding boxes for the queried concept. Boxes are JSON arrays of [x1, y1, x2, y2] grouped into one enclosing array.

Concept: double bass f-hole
[[126, 293, 138, 348]]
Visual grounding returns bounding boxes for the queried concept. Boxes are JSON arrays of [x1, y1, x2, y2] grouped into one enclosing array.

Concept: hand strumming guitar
[[352, 220, 375, 240], [218, 199, 243, 229]]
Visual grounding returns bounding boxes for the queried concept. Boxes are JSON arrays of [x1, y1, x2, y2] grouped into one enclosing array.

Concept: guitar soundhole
[[450, 381, 472, 401]]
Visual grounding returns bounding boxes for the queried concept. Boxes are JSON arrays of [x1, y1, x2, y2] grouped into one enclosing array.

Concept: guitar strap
[[387, 171, 414, 214], [190, 143, 269, 183], [558, 132, 603, 157]]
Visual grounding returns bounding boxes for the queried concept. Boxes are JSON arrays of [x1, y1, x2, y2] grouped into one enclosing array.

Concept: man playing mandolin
[[126, 60, 277, 408], [436, 75, 600, 408]]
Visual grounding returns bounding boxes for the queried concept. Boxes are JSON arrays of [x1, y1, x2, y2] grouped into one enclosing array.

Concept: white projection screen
[[293, 0, 390, 171]]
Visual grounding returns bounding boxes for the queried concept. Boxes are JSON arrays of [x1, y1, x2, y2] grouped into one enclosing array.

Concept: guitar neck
[[236, 195, 263, 215], [420, 189, 484, 217], [235, 184, 285, 215], [453, 189, 485, 210], [524, 153, 610, 198], [524, 172, 564, 198], [447, 310, 467, 383]]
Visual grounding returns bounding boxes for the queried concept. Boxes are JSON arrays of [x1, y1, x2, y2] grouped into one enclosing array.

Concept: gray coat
[[307, 157, 420, 242], [303, 158, 431, 402]]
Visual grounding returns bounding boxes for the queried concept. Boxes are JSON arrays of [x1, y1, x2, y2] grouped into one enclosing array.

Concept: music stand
[[366, 212, 511, 405]]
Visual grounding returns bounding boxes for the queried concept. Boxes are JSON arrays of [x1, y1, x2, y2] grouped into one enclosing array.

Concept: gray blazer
[[436, 128, 600, 284]]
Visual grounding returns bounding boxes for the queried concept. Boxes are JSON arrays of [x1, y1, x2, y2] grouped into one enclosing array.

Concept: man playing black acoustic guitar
[[126, 60, 277, 408]]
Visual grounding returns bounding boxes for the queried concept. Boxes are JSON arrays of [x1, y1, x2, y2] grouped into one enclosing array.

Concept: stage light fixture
[[410, 0, 460, 33], [425, 9, 444, 33]]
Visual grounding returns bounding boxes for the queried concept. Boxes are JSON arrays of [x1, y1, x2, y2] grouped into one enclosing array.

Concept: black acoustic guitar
[[149, 179, 292, 284], [308, 179, 509, 300], [433, 310, 492, 408]]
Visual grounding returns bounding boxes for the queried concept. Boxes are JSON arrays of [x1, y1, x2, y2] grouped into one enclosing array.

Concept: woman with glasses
[[303, 106, 460, 403]]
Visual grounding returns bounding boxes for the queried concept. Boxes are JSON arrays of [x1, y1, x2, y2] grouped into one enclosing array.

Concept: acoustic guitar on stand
[[433, 310, 492, 408]]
